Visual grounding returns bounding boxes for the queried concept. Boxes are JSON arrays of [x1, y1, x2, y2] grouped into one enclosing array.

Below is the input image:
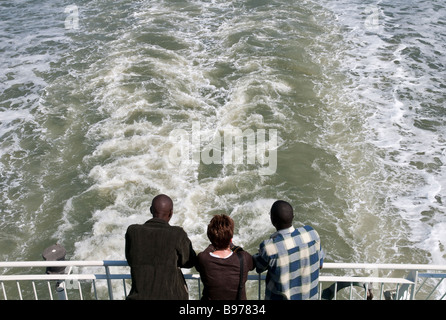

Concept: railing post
[[258, 273, 262, 300], [105, 265, 114, 300], [410, 271, 418, 300], [363, 283, 369, 300], [333, 282, 337, 300]]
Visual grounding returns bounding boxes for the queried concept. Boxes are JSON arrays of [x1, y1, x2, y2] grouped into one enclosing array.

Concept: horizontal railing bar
[[322, 263, 446, 271], [0, 274, 96, 281], [0, 261, 108, 268], [0, 274, 415, 285], [95, 274, 131, 280], [2, 261, 445, 272], [103, 260, 130, 267], [0, 273, 254, 282], [1, 261, 445, 282], [319, 276, 414, 284], [418, 273, 446, 278], [1, 261, 445, 271]]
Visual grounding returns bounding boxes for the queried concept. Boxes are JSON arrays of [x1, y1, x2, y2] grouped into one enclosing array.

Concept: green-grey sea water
[[1, 0, 445, 298]]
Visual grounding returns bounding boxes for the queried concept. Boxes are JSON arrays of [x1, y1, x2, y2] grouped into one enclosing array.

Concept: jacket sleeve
[[124, 226, 133, 266], [177, 229, 197, 268]]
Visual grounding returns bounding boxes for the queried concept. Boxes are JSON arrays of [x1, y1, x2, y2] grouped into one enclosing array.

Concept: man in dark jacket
[[125, 194, 197, 300]]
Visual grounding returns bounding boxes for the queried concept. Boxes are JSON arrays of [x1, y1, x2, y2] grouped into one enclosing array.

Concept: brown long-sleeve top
[[196, 244, 254, 300]]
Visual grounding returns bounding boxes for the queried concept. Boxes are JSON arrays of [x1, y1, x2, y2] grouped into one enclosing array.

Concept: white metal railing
[[0, 261, 445, 300], [319, 263, 446, 300]]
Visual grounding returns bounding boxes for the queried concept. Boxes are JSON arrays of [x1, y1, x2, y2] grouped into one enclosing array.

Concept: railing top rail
[[0, 260, 128, 268], [0, 261, 105, 268], [322, 263, 446, 271], [0, 274, 416, 285], [0, 260, 445, 272], [0, 274, 97, 281], [319, 276, 414, 284]]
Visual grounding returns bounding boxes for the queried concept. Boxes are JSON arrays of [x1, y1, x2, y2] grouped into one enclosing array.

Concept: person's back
[[195, 214, 255, 300], [255, 225, 323, 299], [125, 194, 196, 300], [197, 245, 253, 300], [253, 200, 324, 300]]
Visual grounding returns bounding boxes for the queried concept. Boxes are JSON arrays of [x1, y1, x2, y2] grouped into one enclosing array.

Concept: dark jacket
[[125, 217, 196, 300], [196, 244, 254, 300]]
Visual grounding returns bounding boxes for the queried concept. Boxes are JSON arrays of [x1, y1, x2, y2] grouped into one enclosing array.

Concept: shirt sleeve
[[319, 245, 325, 268], [244, 251, 255, 271], [314, 229, 324, 268], [253, 241, 269, 273]]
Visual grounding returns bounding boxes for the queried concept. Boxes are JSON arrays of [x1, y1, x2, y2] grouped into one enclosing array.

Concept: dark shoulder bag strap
[[236, 251, 244, 300]]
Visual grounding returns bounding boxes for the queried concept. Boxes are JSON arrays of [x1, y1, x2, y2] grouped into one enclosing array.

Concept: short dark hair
[[150, 194, 173, 221], [270, 200, 294, 229], [207, 214, 234, 250]]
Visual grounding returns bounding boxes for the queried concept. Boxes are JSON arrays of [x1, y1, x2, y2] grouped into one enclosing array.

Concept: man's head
[[150, 194, 173, 222], [270, 200, 294, 231]]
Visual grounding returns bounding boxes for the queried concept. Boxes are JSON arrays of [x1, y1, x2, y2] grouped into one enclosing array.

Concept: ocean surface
[[1, 0, 445, 298]]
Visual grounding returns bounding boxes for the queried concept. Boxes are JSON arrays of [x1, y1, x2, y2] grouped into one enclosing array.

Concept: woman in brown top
[[196, 214, 255, 300]]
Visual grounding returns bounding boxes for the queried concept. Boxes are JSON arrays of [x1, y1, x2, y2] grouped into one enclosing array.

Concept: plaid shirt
[[254, 225, 324, 300]]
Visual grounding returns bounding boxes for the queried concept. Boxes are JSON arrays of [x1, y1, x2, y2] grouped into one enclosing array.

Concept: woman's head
[[207, 214, 234, 250]]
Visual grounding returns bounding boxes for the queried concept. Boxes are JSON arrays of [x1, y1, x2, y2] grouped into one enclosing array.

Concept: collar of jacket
[[145, 217, 170, 225]]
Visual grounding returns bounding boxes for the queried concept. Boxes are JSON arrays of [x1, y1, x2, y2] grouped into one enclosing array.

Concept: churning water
[[1, 0, 445, 294]]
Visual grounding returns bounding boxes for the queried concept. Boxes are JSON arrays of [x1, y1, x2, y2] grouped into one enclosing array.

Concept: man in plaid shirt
[[253, 200, 324, 300]]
